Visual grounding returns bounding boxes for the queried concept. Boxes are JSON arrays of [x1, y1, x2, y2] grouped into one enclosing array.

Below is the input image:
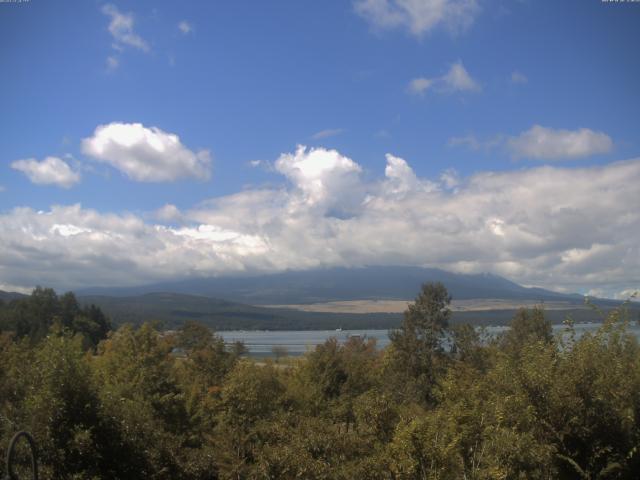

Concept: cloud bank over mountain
[[1, 146, 638, 298]]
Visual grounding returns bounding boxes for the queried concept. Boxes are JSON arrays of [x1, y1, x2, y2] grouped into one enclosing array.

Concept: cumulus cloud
[[383, 153, 437, 196], [408, 61, 480, 96], [11, 156, 81, 188], [102, 4, 149, 52], [439, 168, 459, 190], [274, 145, 363, 211], [508, 125, 613, 160], [1, 148, 638, 298], [355, 0, 480, 36], [81, 122, 211, 182], [155, 204, 182, 222]]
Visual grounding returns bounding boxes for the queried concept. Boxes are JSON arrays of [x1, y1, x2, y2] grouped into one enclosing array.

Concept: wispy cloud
[[510, 71, 528, 84], [247, 159, 269, 167], [102, 4, 149, 52], [407, 77, 433, 95], [355, 0, 480, 37], [178, 20, 192, 34], [450, 125, 613, 161], [508, 125, 613, 160], [106, 55, 119, 71], [101, 4, 149, 69], [448, 134, 503, 151], [311, 128, 345, 140], [408, 61, 480, 96]]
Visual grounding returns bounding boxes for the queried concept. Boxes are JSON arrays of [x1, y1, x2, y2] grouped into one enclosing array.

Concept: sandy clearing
[[264, 299, 583, 314]]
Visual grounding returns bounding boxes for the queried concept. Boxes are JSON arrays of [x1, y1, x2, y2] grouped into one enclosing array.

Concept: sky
[[1, 0, 639, 299]]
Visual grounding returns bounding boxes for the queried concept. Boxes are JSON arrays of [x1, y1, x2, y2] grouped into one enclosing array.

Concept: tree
[[387, 282, 451, 404], [214, 361, 284, 478], [176, 320, 214, 351], [92, 323, 190, 478], [501, 306, 553, 355], [0, 288, 110, 347]]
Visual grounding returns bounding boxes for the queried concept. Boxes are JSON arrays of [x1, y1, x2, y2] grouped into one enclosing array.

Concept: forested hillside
[[1, 283, 639, 478]]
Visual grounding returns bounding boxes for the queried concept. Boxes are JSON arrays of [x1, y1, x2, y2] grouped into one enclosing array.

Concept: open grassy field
[[265, 298, 586, 314]]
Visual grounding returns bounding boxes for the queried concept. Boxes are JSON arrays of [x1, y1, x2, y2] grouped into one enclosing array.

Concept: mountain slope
[[77, 291, 636, 331], [0, 290, 27, 302], [78, 266, 589, 305], [78, 292, 400, 330]]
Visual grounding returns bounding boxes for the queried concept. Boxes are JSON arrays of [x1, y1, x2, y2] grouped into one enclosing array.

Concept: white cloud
[[614, 289, 639, 302], [407, 77, 432, 95], [448, 133, 503, 151], [510, 71, 528, 84], [450, 126, 613, 161], [0, 283, 32, 295], [355, 0, 480, 36], [102, 4, 149, 52], [155, 204, 182, 222], [11, 156, 81, 188], [106, 55, 119, 71], [448, 134, 482, 149], [178, 20, 192, 34], [440, 168, 459, 189], [508, 125, 613, 160], [408, 61, 480, 96], [441, 61, 480, 91], [81, 122, 211, 182], [275, 145, 363, 209], [383, 153, 436, 196], [1, 149, 639, 298], [311, 128, 344, 140]]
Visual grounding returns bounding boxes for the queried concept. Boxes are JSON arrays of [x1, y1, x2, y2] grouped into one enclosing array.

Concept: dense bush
[[1, 284, 639, 479]]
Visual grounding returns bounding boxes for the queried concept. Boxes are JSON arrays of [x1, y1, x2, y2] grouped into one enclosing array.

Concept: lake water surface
[[220, 322, 640, 357]]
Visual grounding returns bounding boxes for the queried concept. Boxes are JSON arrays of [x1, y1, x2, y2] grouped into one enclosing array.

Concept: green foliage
[[500, 306, 553, 355], [387, 282, 452, 404], [0, 287, 111, 347], [1, 285, 640, 479]]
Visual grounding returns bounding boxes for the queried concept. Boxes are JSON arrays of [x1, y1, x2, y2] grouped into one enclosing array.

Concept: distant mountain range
[[77, 266, 593, 305], [0, 290, 25, 302], [4, 267, 634, 330], [76, 292, 401, 330]]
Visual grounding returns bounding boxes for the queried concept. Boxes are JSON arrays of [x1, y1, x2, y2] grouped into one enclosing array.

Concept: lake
[[220, 322, 640, 357]]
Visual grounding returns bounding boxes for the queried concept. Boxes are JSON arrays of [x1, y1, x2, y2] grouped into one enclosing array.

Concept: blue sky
[[1, 0, 639, 298]]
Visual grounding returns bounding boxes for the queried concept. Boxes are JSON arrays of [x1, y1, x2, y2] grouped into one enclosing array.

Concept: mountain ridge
[[76, 266, 590, 305]]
